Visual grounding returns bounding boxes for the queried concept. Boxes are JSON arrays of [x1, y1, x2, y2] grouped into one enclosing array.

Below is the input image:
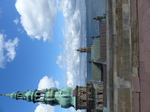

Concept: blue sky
[[0, 0, 87, 112]]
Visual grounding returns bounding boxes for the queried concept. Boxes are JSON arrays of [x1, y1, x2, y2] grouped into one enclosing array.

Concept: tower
[[73, 82, 104, 112], [1, 83, 104, 111], [76, 47, 91, 53], [1, 87, 76, 109]]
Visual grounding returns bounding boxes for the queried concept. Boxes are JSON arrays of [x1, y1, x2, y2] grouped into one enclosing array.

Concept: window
[[82, 100, 86, 103], [82, 92, 86, 94], [40, 94, 44, 97]]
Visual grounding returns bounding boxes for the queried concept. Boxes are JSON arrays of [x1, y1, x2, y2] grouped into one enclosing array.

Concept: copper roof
[[96, 21, 106, 63]]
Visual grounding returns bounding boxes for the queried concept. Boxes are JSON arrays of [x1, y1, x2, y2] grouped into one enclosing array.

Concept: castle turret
[[93, 14, 106, 20], [77, 47, 91, 53]]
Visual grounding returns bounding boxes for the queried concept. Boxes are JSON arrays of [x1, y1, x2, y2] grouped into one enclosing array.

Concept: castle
[[1, 15, 107, 112]]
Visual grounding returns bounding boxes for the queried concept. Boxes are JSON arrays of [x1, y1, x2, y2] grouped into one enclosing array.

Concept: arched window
[[36, 96, 40, 99], [37, 93, 40, 95], [19, 93, 22, 95], [40, 94, 44, 97]]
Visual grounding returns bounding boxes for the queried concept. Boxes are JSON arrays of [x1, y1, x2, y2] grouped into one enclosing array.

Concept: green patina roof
[[91, 38, 100, 61], [91, 38, 101, 82], [1, 87, 76, 109]]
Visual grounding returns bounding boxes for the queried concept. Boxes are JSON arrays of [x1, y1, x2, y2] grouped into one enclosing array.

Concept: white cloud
[[55, 80, 60, 88], [13, 18, 19, 25], [66, 71, 75, 87], [35, 104, 54, 112], [56, 0, 87, 88], [5, 38, 19, 62], [56, 54, 64, 68], [38, 76, 55, 90], [15, 0, 56, 41], [68, 108, 83, 112], [0, 34, 19, 68]]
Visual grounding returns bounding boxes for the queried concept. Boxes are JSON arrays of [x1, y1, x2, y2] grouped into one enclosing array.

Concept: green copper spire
[[1, 87, 76, 109]]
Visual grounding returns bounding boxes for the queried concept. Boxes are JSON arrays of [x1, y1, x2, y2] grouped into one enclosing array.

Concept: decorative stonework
[[76, 47, 91, 53], [73, 82, 104, 111]]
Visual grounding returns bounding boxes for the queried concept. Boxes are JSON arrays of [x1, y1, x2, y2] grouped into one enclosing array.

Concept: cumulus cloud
[[37, 76, 55, 90], [35, 104, 54, 112], [13, 18, 19, 25], [55, 81, 60, 88], [15, 0, 56, 41], [0, 34, 19, 68]]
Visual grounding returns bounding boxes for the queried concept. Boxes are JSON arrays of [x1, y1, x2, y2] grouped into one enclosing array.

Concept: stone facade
[[73, 82, 104, 112]]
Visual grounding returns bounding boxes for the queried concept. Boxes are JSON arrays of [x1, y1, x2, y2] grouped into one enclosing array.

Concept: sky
[[0, 0, 87, 112]]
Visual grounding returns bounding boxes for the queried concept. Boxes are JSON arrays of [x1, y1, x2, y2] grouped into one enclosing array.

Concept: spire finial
[[0, 94, 7, 97]]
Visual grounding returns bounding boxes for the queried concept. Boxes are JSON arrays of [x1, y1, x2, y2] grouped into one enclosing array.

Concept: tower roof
[[1, 87, 76, 109]]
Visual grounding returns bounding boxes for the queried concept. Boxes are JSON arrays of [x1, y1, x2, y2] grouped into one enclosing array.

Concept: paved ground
[[107, 0, 150, 112], [132, 0, 150, 112], [125, 0, 150, 112]]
